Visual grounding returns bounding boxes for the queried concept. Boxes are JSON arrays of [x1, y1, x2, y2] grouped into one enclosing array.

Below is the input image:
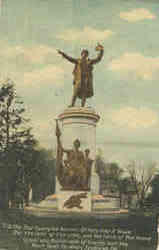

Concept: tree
[[0, 79, 30, 150], [29, 147, 56, 203], [95, 154, 123, 196], [126, 160, 156, 208], [0, 79, 56, 208], [0, 79, 36, 208], [95, 155, 107, 194], [147, 174, 159, 207], [104, 162, 124, 195], [118, 177, 135, 208]]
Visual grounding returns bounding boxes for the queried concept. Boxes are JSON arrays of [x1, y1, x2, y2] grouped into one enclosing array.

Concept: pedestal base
[[56, 107, 100, 197], [25, 194, 121, 216], [93, 196, 120, 212]]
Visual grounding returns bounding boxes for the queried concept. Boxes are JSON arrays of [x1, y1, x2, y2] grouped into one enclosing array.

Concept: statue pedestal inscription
[[55, 107, 100, 212]]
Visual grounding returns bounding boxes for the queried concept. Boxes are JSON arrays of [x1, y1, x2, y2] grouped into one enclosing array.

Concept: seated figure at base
[[55, 120, 93, 190]]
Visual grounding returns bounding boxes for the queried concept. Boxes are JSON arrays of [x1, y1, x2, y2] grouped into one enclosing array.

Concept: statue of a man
[[58, 44, 104, 107]]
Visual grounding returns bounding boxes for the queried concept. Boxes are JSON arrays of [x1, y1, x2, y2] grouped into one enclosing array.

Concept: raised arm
[[55, 120, 72, 154], [90, 49, 104, 65], [58, 50, 77, 64], [56, 132, 71, 154], [90, 44, 104, 65]]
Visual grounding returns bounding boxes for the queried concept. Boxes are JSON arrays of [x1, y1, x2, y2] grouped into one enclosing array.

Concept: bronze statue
[[55, 120, 88, 190], [63, 192, 88, 209], [58, 43, 104, 107]]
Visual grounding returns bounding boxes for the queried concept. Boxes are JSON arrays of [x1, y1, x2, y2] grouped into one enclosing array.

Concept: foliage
[[0, 79, 56, 208], [146, 174, 159, 207], [126, 160, 156, 208], [95, 155, 124, 195], [95, 154, 156, 209], [29, 147, 56, 202]]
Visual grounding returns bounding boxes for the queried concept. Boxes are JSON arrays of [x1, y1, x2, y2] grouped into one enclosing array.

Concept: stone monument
[[25, 43, 121, 214], [55, 44, 104, 212], [55, 107, 100, 212]]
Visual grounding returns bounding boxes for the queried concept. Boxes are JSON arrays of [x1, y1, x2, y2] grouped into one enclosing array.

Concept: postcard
[[0, 0, 158, 249]]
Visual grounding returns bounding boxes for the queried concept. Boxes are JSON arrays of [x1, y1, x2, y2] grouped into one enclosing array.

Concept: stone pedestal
[[25, 106, 120, 214], [56, 107, 100, 212]]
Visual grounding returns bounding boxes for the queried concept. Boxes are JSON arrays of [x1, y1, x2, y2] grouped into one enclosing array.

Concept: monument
[[25, 43, 121, 214], [55, 44, 105, 212]]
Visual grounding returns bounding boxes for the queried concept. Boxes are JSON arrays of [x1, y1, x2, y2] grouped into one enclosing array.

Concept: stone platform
[[25, 193, 121, 217]]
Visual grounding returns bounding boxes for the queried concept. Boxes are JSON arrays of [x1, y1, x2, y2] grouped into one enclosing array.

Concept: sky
[[1, 0, 159, 165]]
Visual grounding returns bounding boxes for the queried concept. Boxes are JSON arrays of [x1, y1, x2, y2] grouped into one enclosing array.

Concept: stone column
[[56, 107, 100, 211]]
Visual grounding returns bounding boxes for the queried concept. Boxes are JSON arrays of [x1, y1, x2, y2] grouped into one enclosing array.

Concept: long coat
[[62, 50, 104, 99]]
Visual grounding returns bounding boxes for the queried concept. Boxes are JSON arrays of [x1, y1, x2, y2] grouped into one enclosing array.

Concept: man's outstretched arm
[[58, 50, 77, 64], [90, 49, 104, 65], [90, 44, 104, 64]]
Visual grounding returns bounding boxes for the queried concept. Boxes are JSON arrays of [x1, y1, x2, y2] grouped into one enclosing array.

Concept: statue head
[[73, 138, 80, 149], [64, 160, 68, 167], [95, 43, 104, 51], [85, 148, 90, 157], [81, 49, 89, 58]]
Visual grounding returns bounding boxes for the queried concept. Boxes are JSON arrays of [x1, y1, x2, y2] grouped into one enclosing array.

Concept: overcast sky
[[1, 0, 159, 164]]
